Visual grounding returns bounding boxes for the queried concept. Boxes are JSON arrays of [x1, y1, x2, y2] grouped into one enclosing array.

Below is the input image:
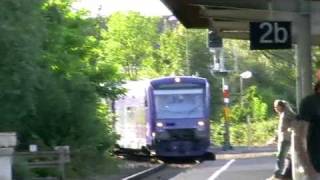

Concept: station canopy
[[161, 0, 320, 44]]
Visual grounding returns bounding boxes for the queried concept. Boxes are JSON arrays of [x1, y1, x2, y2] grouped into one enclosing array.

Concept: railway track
[[122, 158, 202, 180]]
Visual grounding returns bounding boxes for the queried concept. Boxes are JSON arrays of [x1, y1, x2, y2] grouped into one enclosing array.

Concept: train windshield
[[154, 89, 204, 119]]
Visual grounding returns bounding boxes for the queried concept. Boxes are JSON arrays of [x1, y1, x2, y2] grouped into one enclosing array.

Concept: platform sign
[[250, 21, 292, 50]]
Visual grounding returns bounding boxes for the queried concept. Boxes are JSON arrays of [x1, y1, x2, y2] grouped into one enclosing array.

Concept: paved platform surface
[[210, 145, 277, 159]]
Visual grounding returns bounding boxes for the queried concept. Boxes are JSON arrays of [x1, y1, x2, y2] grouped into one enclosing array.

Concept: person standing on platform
[[294, 81, 320, 180], [267, 100, 296, 180]]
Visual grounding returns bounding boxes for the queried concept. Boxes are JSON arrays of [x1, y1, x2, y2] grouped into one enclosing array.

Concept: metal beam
[[212, 21, 248, 31], [190, 0, 302, 11], [188, 0, 269, 10], [200, 9, 298, 21], [220, 32, 249, 40]]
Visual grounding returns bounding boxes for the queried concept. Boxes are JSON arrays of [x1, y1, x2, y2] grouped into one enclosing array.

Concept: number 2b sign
[[250, 21, 292, 50]]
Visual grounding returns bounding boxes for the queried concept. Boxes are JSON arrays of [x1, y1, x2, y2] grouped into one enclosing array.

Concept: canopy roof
[[161, 0, 320, 43]]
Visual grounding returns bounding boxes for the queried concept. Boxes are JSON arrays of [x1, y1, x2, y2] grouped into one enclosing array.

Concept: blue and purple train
[[114, 76, 211, 158]]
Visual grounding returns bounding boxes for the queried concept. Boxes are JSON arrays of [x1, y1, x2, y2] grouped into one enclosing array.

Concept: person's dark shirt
[[299, 93, 320, 172]]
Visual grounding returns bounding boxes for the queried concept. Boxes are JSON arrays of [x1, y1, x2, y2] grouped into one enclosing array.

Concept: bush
[[230, 123, 248, 145], [211, 118, 278, 146], [211, 120, 225, 146], [13, 157, 34, 180], [67, 149, 119, 179], [249, 118, 278, 145]]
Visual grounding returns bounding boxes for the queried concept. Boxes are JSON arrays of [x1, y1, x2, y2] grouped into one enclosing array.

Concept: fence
[[14, 146, 70, 180]]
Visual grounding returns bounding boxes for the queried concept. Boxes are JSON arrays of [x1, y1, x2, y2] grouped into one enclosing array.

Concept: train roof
[[150, 76, 208, 86], [121, 77, 208, 94]]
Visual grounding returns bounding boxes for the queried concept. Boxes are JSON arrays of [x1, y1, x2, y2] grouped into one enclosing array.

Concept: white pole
[[240, 77, 243, 108], [296, 0, 312, 107], [222, 78, 232, 150], [0, 133, 16, 180]]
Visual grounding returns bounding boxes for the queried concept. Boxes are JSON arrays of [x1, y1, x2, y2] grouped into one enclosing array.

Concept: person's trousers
[[275, 140, 291, 177]]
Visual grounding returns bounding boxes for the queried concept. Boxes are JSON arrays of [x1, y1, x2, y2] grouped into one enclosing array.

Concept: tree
[[0, 0, 44, 134], [30, 0, 124, 151], [223, 40, 296, 113], [156, 24, 188, 75], [230, 86, 267, 123], [105, 12, 160, 79], [186, 29, 224, 117], [0, 1, 124, 168]]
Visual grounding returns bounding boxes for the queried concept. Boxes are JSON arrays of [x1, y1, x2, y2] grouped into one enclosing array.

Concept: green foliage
[[157, 25, 187, 75], [212, 118, 277, 146], [31, 168, 61, 179], [67, 150, 119, 178], [188, 29, 212, 77], [229, 123, 247, 145], [211, 121, 225, 146], [14, 0, 122, 151], [212, 85, 273, 146], [0, 0, 44, 132], [0, 0, 122, 178], [230, 118, 277, 146], [13, 158, 34, 180], [186, 29, 223, 116], [223, 40, 296, 111], [105, 12, 160, 79], [245, 86, 268, 121], [230, 86, 268, 123], [104, 14, 193, 79]]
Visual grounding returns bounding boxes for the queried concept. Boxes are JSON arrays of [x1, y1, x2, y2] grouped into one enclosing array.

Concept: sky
[[72, 0, 172, 17]]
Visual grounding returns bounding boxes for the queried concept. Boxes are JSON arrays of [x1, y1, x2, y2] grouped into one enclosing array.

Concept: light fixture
[[240, 71, 252, 79], [174, 77, 181, 83], [197, 120, 205, 126], [156, 122, 164, 128]]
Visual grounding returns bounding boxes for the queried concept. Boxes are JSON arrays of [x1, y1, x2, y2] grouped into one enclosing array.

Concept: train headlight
[[174, 77, 181, 83], [197, 120, 205, 126], [197, 120, 206, 131], [156, 122, 164, 128]]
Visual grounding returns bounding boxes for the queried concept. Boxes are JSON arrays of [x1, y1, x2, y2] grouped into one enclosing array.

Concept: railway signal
[[223, 85, 230, 104]]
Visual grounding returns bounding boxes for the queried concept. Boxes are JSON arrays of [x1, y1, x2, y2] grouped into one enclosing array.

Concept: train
[[113, 76, 212, 158]]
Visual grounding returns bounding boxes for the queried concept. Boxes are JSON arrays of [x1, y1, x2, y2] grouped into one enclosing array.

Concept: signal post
[[208, 28, 232, 150], [222, 84, 232, 150]]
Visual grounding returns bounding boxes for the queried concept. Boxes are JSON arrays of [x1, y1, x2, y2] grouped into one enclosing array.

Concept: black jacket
[[299, 93, 320, 172]]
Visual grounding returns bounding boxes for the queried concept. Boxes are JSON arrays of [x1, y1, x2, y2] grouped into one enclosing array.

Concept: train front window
[[154, 89, 205, 119]]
